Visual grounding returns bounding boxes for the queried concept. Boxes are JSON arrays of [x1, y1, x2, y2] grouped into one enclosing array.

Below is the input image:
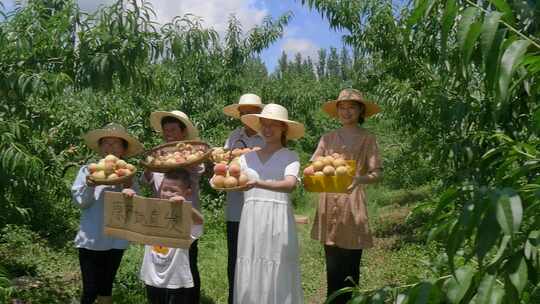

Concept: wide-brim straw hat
[[150, 110, 199, 140], [83, 123, 144, 157], [241, 103, 305, 140], [223, 93, 264, 119], [322, 89, 381, 118]]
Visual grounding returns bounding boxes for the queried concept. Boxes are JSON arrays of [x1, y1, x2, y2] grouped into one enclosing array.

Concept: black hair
[[280, 123, 288, 147], [161, 116, 187, 130], [163, 169, 192, 187], [98, 137, 129, 149]]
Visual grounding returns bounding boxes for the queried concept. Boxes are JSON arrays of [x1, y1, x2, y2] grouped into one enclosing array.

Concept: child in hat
[[71, 123, 144, 304], [142, 110, 204, 303]]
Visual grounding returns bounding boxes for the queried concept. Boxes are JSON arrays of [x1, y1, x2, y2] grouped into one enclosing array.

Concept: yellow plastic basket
[[303, 160, 356, 193]]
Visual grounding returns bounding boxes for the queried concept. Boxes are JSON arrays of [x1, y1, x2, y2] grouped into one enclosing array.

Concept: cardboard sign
[[103, 191, 198, 249]]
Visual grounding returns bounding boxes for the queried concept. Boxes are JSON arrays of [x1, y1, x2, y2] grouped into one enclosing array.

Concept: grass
[[1, 183, 436, 303]]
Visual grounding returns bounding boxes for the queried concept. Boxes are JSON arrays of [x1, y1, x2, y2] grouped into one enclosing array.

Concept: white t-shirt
[[140, 224, 202, 289]]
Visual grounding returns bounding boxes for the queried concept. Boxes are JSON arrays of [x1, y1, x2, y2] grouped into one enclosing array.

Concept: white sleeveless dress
[[234, 148, 304, 304]]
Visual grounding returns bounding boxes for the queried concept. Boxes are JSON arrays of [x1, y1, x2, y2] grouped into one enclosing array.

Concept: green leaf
[[408, 0, 430, 26], [495, 189, 523, 235], [485, 29, 506, 92], [472, 274, 505, 304], [489, 235, 510, 266], [443, 266, 474, 303], [480, 11, 503, 60], [475, 204, 500, 262], [406, 281, 440, 304], [440, 0, 457, 58], [498, 40, 530, 101], [488, 0, 515, 25], [457, 7, 479, 56], [463, 21, 482, 66], [508, 254, 528, 295]]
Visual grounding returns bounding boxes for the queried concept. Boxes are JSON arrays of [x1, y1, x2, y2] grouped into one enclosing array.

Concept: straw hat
[[83, 123, 144, 157], [223, 93, 264, 119], [150, 110, 199, 140], [322, 89, 381, 118], [241, 103, 305, 140]]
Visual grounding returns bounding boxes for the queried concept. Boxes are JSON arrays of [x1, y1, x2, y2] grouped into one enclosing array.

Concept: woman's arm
[[247, 175, 298, 193], [71, 166, 96, 209], [310, 136, 326, 161]]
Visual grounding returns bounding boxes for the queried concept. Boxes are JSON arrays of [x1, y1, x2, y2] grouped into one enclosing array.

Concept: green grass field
[[0, 183, 435, 303]]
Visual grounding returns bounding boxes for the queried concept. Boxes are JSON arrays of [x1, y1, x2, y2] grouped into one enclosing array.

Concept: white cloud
[[282, 38, 318, 60], [76, 0, 267, 35]]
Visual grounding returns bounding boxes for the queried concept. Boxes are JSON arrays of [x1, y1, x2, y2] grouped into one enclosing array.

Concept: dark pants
[[146, 285, 189, 304], [324, 245, 363, 304], [188, 239, 200, 303], [226, 221, 240, 304], [78, 248, 124, 304]]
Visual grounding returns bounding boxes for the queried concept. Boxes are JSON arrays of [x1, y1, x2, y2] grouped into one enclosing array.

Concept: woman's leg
[[97, 249, 124, 299], [324, 245, 363, 304], [187, 240, 200, 303], [226, 221, 240, 304], [78, 248, 101, 304]]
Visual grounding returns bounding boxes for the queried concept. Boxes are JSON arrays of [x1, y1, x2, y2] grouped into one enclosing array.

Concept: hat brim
[[223, 103, 264, 119], [240, 114, 305, 140], [150, 111, 200, 140], [322, 99, 381, 118], [84, 129, 144, 157]]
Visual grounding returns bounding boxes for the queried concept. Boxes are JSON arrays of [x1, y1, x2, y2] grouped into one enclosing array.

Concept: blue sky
[[2, 0, 347, 72]]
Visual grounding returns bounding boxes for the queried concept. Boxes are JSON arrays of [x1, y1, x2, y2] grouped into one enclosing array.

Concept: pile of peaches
[[144, 142, 208, 167], [88, 154, 137, 183], [210, 161, 250, 189], [211, 147, 261, 165], [303, 153, 352, 177]]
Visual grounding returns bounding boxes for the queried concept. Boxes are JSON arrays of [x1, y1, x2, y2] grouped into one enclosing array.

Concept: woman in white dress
[[234, 103, 305, 304]]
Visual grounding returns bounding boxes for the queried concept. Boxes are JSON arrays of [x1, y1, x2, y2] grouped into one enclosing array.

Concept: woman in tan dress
[[310, 89, 382, 304]]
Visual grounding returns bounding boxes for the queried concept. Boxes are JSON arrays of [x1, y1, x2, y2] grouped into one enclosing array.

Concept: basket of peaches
[[302, 153, 356, 193], [140, 140, 212, 173], [209, 160, 251, 191], [87, 154, 137, 185]]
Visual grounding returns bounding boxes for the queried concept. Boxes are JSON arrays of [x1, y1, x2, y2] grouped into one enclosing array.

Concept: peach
[[314, 171, 325, 176], [331, 153, 342, 159], [115, 168, 126, 176], [187, 154, 199, 162], [224, 176, 239, 188], [228, 164, 241, 178], [323, 156, 334, 166], [332, 158, 346, 168], [88, 163, 98, 173], [303, 166, 315, 176], [214, 163, 228, 176], [238, 174, 249, 186], [312, 161, 324, 171], [336, 166, 349, 176], [323, 165, 335, 176], [104, 154, 118, 162], [116, 160, 127, 168], [107, 173, 119, 180], [126, 164, 136, 171], [104, 162, 115, 174], [175, 157, 186, 164], [92, 171, 106, 180], [212, 175, 225, 188]]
